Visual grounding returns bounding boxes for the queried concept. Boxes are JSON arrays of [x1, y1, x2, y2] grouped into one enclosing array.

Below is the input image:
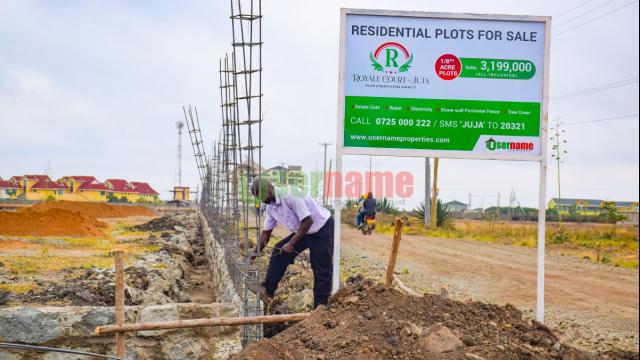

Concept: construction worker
[[250, 177, 334, 308]]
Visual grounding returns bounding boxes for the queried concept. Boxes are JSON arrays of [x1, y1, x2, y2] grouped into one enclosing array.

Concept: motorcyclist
[[363, 191, 377, 220]]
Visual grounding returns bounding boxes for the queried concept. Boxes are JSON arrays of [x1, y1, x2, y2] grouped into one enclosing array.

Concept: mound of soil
[[27, 201, 156, 218], [233, 277, 633, 360], [133, 215, 185, 232], [0, 208, 107, 236]]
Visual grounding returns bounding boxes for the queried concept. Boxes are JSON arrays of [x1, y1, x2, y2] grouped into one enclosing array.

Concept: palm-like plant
[[436, 200, 454, 228], [413, 201, 426, 221], [376, 197, 399, 214], [412, 200, 454, 228]]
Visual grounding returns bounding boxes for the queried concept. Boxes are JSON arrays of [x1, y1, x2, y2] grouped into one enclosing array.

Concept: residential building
[[25, 179, 68, 201], [444, 200, 468, 213], [0, 178, 20, 200], [548, 198, 639, 217], [172, 186, 191, 201], [265, 165, 305, 188], [1, 174, 159, 203]]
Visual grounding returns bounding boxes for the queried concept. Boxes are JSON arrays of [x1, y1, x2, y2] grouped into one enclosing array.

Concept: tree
[[600, 201, 627, 223]]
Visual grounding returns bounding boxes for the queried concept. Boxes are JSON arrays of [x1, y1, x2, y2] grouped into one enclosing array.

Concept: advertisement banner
[[340, 11, 549, 160]]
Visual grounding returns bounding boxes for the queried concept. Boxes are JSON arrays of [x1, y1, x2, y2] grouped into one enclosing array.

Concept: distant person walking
[[250, 178, 334, 308]]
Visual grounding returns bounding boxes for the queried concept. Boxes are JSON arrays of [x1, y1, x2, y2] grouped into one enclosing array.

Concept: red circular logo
[[435, 54, 461, 81]]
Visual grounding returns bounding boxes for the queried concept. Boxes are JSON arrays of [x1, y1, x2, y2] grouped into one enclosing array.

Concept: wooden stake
[[96, 312, 311, 335], [385, 218, 404, 286], [430, 157, 440, 229], [114, 251, 125, 358]]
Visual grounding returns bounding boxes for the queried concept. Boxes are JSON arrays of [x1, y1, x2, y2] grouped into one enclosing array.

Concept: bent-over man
[[250, 178, 334, 308]]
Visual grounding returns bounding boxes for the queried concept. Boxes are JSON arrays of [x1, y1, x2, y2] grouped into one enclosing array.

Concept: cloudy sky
[[1, 0, 638, 208]]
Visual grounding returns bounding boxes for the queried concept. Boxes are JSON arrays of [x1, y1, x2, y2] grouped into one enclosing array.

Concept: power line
[[555, 0, 596, 17], [553, 0, 616, 28], [555, 0, 639, 36], [551, 77, 639, 100], [564, 113, 638, 125]]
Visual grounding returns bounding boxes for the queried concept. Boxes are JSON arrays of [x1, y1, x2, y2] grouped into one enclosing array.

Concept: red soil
[[0, 201, 156, 237]]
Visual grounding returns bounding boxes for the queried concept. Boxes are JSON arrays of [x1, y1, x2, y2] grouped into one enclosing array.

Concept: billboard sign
[[339, 10, 550, 161]]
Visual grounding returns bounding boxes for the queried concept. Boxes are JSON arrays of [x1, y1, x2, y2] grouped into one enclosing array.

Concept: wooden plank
[[113, 251, 125, 358], [385, 218, 404, 286], [95, 312, 311, 335]]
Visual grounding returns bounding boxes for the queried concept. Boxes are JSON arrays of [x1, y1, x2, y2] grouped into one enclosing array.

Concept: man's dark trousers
[[262, 217, 334, 308]]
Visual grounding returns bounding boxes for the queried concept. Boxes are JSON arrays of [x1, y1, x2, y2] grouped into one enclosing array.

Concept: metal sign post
[[333, 8, 551, 322]]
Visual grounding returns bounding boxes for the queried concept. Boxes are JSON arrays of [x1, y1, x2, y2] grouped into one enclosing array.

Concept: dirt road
[[338, 224, 639, 353]]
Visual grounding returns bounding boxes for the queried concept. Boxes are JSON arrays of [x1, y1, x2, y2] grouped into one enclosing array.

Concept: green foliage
[[107, 193, 129, 203], [599, 202, 627, 223], [413, 201, 426, 222], [343, 198, 358, 209], [376, 197, 399, 215], [412, 200, 455, 228], [46, 194, 56, 201], [551, 228, 569, 244], [436, 200, 454, 228]]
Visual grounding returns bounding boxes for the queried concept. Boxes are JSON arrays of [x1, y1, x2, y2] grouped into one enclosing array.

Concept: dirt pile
[[0, 201, 156, 237], [28, 201, 156, 218], [0, 208, 107, 236], [234, 277, 635, 360], [133, 215, 185, 232], [11, 267, 156, 306]]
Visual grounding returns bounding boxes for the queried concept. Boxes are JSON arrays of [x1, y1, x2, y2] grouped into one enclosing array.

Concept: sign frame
[[333, 8, 551, 322]]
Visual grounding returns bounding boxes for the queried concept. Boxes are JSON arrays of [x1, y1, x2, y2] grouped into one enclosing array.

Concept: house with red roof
[[103, 179, 158, 203], [0, 178, 21, 200], [23, 179, 68, 201], [1, 174, 160, 203]]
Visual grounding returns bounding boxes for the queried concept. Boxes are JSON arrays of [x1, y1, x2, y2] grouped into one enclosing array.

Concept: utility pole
[[368, 155, 373, 193], [550, 117, 567, 224], [319, 142, 332, 206], [176, 121, 184, 186], [496, 193, 501, 220], [430, 157, 439, 228], [424, 158, 431, 227], [468, 193, 472, 210], [508, 189, 514, 221]]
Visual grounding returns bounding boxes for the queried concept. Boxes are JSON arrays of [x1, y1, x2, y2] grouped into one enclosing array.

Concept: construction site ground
[[334, 224, 639, 353]]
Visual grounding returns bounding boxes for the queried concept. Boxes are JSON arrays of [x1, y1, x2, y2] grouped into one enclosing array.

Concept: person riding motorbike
[[357, 192, 376, 229]]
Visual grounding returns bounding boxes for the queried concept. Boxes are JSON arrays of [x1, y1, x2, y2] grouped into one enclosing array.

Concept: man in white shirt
[[250, 178, 334, 308]]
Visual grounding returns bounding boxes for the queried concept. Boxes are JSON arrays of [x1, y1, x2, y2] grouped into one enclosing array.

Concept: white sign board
[[339, 11, 549, 161], [333, 9, 551, 323]]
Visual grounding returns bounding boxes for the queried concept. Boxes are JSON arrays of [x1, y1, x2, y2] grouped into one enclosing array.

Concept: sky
[[0, 0, 638, 209]]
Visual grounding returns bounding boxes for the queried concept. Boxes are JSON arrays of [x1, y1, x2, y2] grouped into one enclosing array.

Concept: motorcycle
[[361, 212, 376, 235]]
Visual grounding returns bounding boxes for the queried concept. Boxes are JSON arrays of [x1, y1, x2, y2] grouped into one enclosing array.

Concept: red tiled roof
[[105, 179, 134, 192], [31, 180, 68, 190], [9, 176, 22, 184], [61, 176, 97, 183], [0, 179, 20, 189], [24, 175, 51, 181], [131, 182, 158, 195], [77, 182, 111, 191]]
